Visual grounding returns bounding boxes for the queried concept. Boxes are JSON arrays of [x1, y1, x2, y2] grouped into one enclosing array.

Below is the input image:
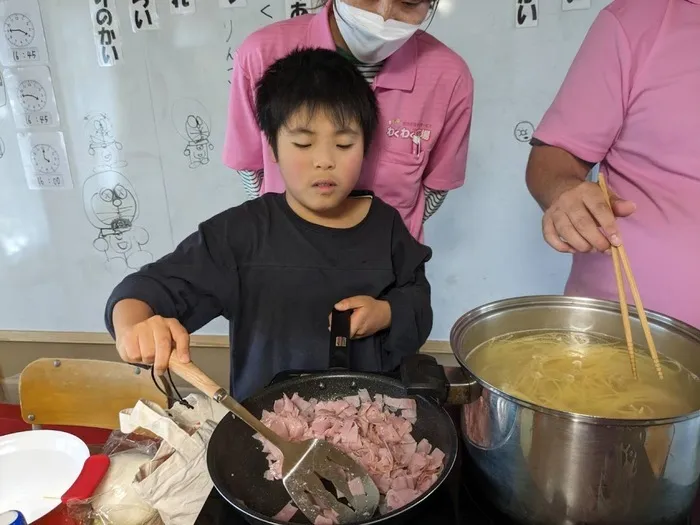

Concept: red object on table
[[61, 455, 111, 504], [0, 403, 112, 525]]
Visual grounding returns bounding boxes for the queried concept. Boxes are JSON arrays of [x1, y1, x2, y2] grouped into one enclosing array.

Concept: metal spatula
[[168, 355, 380, 524]]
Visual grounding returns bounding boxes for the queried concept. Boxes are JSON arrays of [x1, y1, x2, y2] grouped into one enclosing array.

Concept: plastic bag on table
[[119, 394, 228, 525], [66, 430, 163, 525]]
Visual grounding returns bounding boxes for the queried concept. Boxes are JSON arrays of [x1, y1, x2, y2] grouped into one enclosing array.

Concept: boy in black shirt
[[105, 48, 432, 400]]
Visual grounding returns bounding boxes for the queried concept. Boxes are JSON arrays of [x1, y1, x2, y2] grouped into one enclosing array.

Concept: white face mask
[[333, 1, 422, 65]]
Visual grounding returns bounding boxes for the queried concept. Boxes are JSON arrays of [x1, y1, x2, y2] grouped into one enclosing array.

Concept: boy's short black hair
[[255, 48, 379, 155]]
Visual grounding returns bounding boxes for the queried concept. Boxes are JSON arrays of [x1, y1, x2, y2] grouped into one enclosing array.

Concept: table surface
[[2, 403, 699, 524]]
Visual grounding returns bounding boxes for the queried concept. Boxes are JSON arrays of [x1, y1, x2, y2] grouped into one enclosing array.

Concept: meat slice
[[428, 448, 446, 470], [358, 388, 372, 403], [400, 409, 417, 424], [385, 488, 421, 510], [273, 501, 298, 522], [347, 476, 366, 497], [343, 395, 361, 407], [256, 390, 446, 517], [407, 452, 428, 475], [383, 396, 417, 412], [416, 438, 432, 455]]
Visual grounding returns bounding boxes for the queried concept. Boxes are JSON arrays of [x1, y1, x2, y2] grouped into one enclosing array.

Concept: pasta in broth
[[466, 330, 700, 419]]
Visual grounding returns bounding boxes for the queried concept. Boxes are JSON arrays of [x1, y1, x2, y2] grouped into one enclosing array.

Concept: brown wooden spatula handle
[[167, 354, 288, 450], [167, 355, 221, 398]]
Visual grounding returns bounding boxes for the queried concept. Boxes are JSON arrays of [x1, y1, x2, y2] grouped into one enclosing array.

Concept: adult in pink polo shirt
[[526, 0, 700, 328], [223, 0, 473, 242]]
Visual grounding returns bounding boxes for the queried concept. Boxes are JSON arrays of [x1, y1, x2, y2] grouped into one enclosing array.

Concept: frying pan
[[204, 311, 459, 525]]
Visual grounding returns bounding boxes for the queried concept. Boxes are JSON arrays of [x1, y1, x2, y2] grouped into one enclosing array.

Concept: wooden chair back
[[19, 358, 168, 430]]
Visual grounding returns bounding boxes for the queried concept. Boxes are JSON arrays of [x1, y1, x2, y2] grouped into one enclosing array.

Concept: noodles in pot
[[465, 330, 700, 419]]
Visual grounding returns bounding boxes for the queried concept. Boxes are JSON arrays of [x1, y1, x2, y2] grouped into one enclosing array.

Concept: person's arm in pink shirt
[[422, 188, 447, 222], [223, 52, 266, 200], [526, 10, 636, 253], [421, 73, 473, 222], [239, 169, 264, 200]]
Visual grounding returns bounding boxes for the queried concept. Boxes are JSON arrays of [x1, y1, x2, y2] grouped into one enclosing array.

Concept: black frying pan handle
[[400, 354, 449, 404], [329, 308, 352, 369], [267, 309, 353, 386]]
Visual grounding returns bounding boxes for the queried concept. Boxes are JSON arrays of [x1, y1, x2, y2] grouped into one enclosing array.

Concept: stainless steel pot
[[449, 295, 700, 525]]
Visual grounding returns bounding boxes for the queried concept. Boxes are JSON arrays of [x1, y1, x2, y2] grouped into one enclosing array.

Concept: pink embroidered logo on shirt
[[386, 119, 431, 141]]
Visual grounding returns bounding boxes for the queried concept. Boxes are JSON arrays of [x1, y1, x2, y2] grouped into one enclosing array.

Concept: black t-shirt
[[105, 192, 433, 399]]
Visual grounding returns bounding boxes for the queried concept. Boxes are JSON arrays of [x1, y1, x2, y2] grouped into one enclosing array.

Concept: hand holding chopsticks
[[598, 173, 663, 380]]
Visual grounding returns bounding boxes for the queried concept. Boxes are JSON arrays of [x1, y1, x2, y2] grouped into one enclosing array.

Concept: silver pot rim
[[449, 294, 700, 427]]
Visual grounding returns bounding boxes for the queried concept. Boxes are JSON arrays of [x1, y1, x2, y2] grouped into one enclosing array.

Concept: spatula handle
[[167, 355, 290, 450], [167, 356, 221, 398]]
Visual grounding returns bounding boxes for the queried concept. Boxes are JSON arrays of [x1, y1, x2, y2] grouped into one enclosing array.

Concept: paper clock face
[[30, 143, 60, 173], [17, 79, 46, 111], [17, 131, 73, 189], [3, 65, 59, 129], [0, 1, 49, 66], [3, 13, 35, 47]]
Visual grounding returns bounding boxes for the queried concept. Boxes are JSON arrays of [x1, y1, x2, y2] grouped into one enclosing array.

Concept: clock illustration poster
[[17, 131, 73, 189], [3, 65, 60, 129], [4, 13, 34, 47], [0, 0, 49, 66]]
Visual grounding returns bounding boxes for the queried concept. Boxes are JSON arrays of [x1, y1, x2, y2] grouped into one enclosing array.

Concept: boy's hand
[[115, 315, 191, 376], [334, 296, 391, 339]]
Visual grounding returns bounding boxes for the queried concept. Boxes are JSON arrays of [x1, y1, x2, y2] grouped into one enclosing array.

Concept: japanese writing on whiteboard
[[89, 0, 123, 66], [219, 0, 248, 8], [562, 0, 591, 10], [130, 0, 160, 31], [171, 0, 196, 15], [225, 20, 233, 84], [515, 0, 538, 28], [284, 0, 323, 18]]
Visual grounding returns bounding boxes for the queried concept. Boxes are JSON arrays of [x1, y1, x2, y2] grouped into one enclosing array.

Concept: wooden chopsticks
[[598, 173, 663, 380]]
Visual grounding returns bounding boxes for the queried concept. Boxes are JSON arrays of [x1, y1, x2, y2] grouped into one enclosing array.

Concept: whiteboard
[[0, 0, 607, 339]]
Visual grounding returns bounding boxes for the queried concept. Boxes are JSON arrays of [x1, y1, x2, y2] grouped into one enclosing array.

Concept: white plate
[[0, 430, 89, 523]]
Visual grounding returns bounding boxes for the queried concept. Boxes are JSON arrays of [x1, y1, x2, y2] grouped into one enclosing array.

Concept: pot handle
[[400, 354, 449, 404], [400, 354, 480, 405]]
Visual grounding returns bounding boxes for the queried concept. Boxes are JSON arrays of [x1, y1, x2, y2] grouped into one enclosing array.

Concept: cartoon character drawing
[[183, 114, 214, 168], [172, 99, 214, 170], [514, 121, 535, 143], [84, 113, 126, 172], [83, 170, 153, 272]]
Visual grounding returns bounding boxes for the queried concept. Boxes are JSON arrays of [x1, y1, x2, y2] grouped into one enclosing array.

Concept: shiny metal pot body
[[450, 296, 700, 525]]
